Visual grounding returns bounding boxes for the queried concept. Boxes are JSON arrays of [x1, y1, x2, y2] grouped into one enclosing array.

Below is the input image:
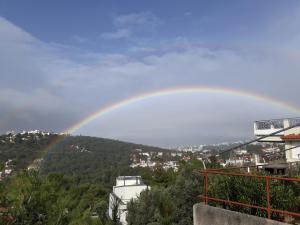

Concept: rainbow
[[43, 86, 300, 153]]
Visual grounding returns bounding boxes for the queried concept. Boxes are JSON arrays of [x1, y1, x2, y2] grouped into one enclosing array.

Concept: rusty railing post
[[204, 171, 208, 204], [265, 176, 271, 219], [202, 171, 206, 204]]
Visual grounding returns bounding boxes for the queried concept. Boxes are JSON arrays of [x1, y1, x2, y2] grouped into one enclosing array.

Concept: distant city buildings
[[130, 150, 183, 171]]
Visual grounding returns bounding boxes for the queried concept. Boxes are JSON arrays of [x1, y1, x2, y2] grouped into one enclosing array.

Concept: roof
[[264, 164, 288, 169], [281, 134, 300, 140], [117, 176, 142, 180], [0, 207, 8, 213]]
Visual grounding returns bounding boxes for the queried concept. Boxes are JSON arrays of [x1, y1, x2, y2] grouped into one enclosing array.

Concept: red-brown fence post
[[204, 171, 208, 204], [202, 171, 206, 204], [265, 176, 271, 219]]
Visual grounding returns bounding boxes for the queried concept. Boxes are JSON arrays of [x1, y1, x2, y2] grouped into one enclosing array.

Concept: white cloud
[[114, 12, 161, 27], [1, 7, 300, 146], [100, 12, 161, 40], [0, 16, 80, 132], [100, 28, 131, 40], [71, 35, 89, 43]]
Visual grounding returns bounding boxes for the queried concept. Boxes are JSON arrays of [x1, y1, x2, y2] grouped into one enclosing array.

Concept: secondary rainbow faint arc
[[66, 86, 300, 134]]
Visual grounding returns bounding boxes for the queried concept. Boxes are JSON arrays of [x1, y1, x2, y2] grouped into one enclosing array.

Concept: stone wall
[[194, 203, 288, 225]]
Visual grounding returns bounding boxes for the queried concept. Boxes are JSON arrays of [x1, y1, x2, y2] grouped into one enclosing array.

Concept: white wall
[[109, 183, 149, 225], [108, 194, 128, 225], [285, 141, 300, 162], [113, 185, 148, 203]]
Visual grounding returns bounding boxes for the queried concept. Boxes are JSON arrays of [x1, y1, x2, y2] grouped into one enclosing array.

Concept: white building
[[254, 117, 300, 162], [225, 158, 244, 166], [234, 149, 248, 155], [109, 176, 149, 225], [4, 169, 12, 175]]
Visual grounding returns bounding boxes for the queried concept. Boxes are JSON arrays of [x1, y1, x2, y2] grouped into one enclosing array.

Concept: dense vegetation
[[0, 133, 59, 170], [126, 162, 204, 225], [0, 172, 109, 225], [41, 135, 166, 186], [126, 163, 300, 225], [1, 132, 299, 225], [0, 133, 166, 187], [0, 160, 204, 225]]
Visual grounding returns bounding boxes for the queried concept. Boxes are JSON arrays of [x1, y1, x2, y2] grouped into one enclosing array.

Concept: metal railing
[[198, 169, 300, 222], [254, 117, 300, 130], [255, 119, 284, 130]]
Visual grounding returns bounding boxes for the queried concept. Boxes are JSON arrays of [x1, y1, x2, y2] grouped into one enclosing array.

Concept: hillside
[[0, 131, 59, 170], [40, 135, 167, 185], [0, 131, 168, 185], [1, 132, 299, 225]]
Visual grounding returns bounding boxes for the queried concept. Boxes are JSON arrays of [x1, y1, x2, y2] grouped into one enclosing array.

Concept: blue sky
[[1, 0, 298, 51], [0, 0, 300, 146]]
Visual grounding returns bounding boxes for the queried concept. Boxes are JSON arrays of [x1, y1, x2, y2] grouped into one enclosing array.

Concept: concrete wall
[[194, 203, 288, 225], [113, 185, 148, 202], [285, 140, 300, 162]]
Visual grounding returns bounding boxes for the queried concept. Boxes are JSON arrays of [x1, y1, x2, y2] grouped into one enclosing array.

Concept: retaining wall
[[193, 203, 288, 225]]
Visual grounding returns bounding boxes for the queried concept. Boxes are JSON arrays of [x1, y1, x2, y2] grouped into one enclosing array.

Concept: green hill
[[40, 135, 167, 185], [0, 131, 167, 186]]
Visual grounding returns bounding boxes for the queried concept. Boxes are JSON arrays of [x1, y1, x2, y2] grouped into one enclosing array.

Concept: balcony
[[254, 117, 300, 142]]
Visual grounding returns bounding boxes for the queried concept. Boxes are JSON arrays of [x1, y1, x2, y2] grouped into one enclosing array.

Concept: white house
[[108, 176, 149, 225], [234, 149, 248, 155], [225, 158, 244, 166]]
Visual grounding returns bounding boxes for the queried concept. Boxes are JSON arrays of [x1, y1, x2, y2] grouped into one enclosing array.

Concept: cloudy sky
[[0, 0, 300, 147]]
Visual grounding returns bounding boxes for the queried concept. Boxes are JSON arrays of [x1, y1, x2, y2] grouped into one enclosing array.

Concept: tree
[[109, 195, 121, 225], [168, 167, 202, 225], [127, 188, 174, 225], [1, 171, 108, 225], [95, 200, 109, 224], [0, 162, 4, 171], [208, 172, 300, 220]]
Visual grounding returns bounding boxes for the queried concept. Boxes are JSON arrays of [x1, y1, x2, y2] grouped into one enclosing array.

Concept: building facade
[[108, 176, 149, 225], [254, 117, 300, 162]]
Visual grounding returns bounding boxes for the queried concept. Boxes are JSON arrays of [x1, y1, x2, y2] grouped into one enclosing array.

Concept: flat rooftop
[[117, 176, 142, 180]]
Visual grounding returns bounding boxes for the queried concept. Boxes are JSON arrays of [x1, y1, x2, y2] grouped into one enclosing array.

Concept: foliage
[[126, 161, 204, 225], [40, 136, 166, 187], [126, 161, 300, 225], [0, 132, 167, 187], [1, 133, 300, 224], [208, 172, 300, 220], [127, 188, 174, 225], [0, 171, 109, 225], [0, 133, 59, 170], [168, 167, 202, 225]]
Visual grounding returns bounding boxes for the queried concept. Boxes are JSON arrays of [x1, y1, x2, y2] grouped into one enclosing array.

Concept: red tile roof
[[0, 207, 7, 213], [282, 134, 300, 140]]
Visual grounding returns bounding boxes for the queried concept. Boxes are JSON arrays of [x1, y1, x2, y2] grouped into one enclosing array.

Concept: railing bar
[[269, 177, 300, 182], [199, 171, 266, 178], [198, 170, 300, 222], [271, 209, 300, 217], [200, 196, 300, 217], [199, 195, 267, 211], [204, 166, 257, 171], [198, 170, 300, 182]]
